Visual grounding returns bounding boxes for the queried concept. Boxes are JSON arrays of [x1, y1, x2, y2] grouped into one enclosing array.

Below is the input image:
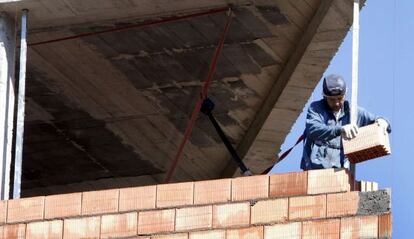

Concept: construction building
[[0, 0, 392, 238]]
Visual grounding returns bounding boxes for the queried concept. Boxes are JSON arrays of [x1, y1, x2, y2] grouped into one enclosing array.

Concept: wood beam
[[221, 0, 335, 177]]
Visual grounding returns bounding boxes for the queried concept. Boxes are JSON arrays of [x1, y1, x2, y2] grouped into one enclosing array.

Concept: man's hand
[[341, 124, 359, 139], [376, 118, 389, 130]]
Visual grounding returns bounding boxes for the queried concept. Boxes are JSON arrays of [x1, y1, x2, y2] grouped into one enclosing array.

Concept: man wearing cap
[[301, 74, 391, 170]]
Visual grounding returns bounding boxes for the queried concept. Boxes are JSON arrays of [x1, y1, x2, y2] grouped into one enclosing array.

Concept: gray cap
[[323, 74, 346, 96]]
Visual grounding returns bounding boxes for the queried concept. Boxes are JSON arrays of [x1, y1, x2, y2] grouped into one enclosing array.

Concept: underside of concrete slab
[[0, 0, 359, 195]]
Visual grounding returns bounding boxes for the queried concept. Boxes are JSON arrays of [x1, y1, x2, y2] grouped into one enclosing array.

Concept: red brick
[[264, 222, 301, 239], [152, 233, 188, 239], [343, 123, 391, 164], [138, 209, 175, 234], [372, 182, 379, 191], [0, 201, 6, 224], [227, 226, 263, 239], [213, 202, 250, 228], [45, 193, 81, 219], [157, 182, 193, 208], [251, 198, 288, 224], [340, 215, 378, 239], [359, 181, 379, 192], [7, 196, 44, 223], [269, 172, 307, 197], [348, 173, 357, 191], [81, 189, 119, 215], [360, 181, 367, 192], [354, 181, 361, 191], [119, 185, 156, 212], [26, 220, 63, 239], [302, 219, 340, 239], [0, 224, 26, 239], [289, 195, 326, 220], [189, 230, 225, 239], [101, 212, 137, 239], [176, 205, 212, 231], [363, 181, 372, 191], [379, 213, 392, 238], [63, 216, 100, 239], [307, 169, 351, 195], [194, 179, 231, 205], [327, 192, 359, 217], [232, 175, 269, 201]]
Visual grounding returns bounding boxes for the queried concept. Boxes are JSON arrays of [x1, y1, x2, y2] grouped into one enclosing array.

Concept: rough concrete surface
[[0, 0, 360, 194], [358, 190, 391, 215]]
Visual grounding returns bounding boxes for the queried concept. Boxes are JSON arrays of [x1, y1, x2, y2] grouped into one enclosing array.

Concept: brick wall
[[0, 168, 391, 238]]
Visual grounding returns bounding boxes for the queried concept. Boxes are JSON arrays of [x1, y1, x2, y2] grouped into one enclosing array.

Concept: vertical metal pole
[[351, 0, 359, 125], [13, 9, 28, 199], [0, 12, 17, 200], [350, 0, 360, 178]]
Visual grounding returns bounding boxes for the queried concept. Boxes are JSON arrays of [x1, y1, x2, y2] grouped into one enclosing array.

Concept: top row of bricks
[[4, 168, 354, 223]]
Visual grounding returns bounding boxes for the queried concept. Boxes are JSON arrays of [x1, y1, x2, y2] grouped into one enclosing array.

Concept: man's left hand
[[376, 118, 389, 130]]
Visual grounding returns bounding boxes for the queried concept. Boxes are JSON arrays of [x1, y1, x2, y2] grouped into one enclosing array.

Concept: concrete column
[[0, 12, 16, 200]]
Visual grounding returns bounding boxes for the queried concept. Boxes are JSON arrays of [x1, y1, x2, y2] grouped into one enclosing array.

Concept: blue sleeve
[[305, 104, 342, 141], [357, 107, 392, 133]]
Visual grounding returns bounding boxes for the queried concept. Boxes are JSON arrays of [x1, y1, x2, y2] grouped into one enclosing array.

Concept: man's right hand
[[341, 124, 359, 139]]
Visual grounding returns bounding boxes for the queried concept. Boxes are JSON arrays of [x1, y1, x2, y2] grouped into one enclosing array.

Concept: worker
[[301, 74, 391, 170]]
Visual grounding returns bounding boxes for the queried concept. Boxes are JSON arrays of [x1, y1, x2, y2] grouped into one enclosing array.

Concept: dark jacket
[[301, 99, 391, 170]]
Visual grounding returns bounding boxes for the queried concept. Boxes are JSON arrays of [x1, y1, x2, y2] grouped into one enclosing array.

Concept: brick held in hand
[[343, 123, 391, 164]]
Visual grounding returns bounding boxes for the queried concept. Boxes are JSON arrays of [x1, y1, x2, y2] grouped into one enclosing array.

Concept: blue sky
[[270, 0, 412, 237]]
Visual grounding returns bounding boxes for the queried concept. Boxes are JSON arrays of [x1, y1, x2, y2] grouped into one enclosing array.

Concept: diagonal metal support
[[201, 98, 252, 176], [163, 8, 233, 183]]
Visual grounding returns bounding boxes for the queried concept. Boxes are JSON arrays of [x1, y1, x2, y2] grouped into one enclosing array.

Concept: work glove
[[341, 124, 359, 139], [376, 118, 389, 130]]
